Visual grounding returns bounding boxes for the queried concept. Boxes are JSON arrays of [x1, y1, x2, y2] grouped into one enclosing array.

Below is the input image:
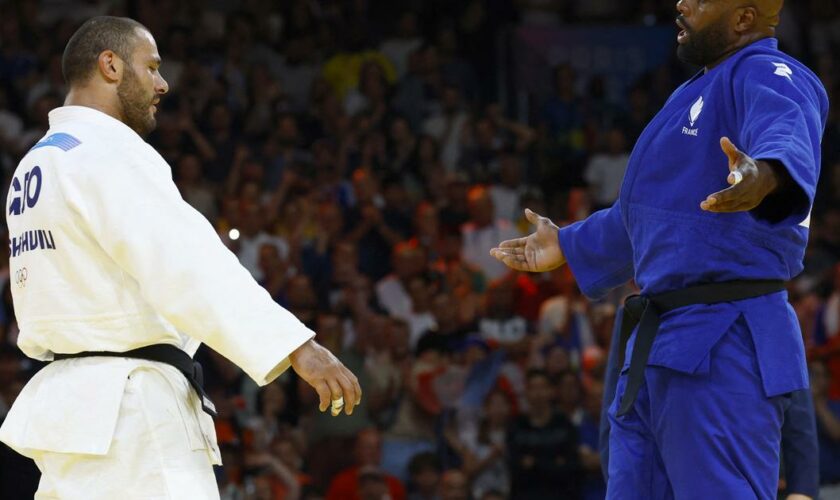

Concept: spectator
[[812, 263, 840, 398], [478, 278, 528, 348], [508, 369, 581, 499], [300, 201, 348, 304], [812, 360, 840, 495], [583, 128, 630, 209], [404, 275, 439, 349], [393, 45, 443, 131], [15, 92, 61, 155], [346, 168, 403, 281], [489, 153, 527, 223], [235, 202, 289, 282], [357, 467, 392, 500], [202, 101, 239, 183], [537, 292, 596, 371], [461, 186, 520, 281], [379, 11, 424, 81], [326, 428, 407, 500], [538, 64, 585, 184], [175, 153, 218, 221], [556, 370, 584, 423], [257, 243, 291, 304], [463, 389, 512, 498], [344, 61, 390, 123], [411, 201, 441, 260], [438, 469, 470, 500], [376, 241, 426, 321], [406, 451, 442, 500], [578, 379, 606, 500], [423, 84, 470, 171]]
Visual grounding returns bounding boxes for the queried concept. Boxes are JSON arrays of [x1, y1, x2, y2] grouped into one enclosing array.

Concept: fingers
[[491, 239, 531, 271], [524, 208, 540, 225], [312, 379, 331, 412], [700, 182, 753, 212], [719, 137, 744, 169], [319, 364, 362, 416], [324, 377, 344, 416], [727, 170, 744, 186], [349, 370, 362, 406], [497, 237, 527, 249], [489, 247, 532, 272], [703, 143, 760, 212], [337, 371, 359, 416]]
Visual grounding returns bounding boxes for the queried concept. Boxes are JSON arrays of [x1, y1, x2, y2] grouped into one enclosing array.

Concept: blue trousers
[[606, 317, 790, 500]]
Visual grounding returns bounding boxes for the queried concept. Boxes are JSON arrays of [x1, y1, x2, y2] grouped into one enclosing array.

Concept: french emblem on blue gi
[[689, 96, 703, 126], [682, 95, 704, 136]]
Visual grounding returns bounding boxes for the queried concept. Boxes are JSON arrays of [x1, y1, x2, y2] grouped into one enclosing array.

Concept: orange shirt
[[326, 466, 407, 500]]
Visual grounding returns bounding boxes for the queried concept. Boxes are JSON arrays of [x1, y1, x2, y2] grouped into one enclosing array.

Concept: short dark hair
[[62, 16, 148, 86]]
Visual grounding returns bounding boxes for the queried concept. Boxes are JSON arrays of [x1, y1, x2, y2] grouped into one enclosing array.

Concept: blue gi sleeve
[[558, 202, 634, 300], [733, 55, 829, 226], [781, 389, 818, 498]]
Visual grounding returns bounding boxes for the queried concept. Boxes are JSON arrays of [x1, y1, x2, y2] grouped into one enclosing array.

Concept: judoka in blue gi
[[491, 0, 829, 498]]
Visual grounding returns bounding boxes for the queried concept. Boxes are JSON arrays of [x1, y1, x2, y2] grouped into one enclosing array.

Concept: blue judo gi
[[558, 38, 828, 499], [599, 308, 819, 499]]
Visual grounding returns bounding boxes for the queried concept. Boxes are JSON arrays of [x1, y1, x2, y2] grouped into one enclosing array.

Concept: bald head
[[676, 0, 784, 68], [752, 0, 784, 28]]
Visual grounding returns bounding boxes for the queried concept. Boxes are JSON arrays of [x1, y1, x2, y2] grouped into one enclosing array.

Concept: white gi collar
[[48, 105, 142, 142]]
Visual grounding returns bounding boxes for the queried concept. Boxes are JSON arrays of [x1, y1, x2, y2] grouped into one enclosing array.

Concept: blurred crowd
[[2, 1, 840, 499]]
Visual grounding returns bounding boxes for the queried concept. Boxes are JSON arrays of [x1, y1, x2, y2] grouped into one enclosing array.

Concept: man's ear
[[97, 50, 123, 84], [734, 6, 758, 33]]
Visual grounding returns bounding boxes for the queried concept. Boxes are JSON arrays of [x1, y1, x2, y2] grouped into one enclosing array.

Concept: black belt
[[616, 279, 785, 417], [53, 344, 217, 416]]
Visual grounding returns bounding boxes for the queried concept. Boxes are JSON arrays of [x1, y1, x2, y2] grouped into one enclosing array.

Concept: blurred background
[[1, 1, 839, 499]]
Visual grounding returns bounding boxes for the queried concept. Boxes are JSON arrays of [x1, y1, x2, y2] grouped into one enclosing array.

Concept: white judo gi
[[0, 105, 315, 499]]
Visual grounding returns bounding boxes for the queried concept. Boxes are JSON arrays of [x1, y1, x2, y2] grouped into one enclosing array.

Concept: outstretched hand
[[489, 209, 565, 272], [700, 137, 779, 213]]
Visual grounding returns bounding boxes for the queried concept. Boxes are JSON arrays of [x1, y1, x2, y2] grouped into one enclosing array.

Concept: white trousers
[[31, 367, 220, 499]]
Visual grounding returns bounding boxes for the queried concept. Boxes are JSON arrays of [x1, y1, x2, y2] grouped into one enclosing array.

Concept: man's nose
[[156, 75, 169, 95]]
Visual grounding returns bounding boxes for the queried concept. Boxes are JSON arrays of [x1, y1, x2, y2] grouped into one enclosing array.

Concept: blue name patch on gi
[[29, 133, 81, 152], [10, 229, 57, 257]]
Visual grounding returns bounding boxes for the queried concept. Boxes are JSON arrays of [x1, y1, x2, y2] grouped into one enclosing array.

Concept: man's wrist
[[756, 160, 780, 196]]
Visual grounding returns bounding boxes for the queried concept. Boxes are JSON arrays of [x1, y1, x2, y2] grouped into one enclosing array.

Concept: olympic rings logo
[[14, 268, 28, 288]]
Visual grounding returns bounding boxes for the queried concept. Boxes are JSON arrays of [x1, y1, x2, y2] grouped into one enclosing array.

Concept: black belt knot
[[615, 279, 785, 417], [53, 344, 217, 416]]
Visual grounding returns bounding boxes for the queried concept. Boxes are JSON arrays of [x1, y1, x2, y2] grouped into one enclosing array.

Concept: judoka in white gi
[[0, 16, 361, 499]]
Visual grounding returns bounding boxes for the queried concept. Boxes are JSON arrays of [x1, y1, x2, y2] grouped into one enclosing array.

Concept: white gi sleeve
[[54, 145, 313, 385]]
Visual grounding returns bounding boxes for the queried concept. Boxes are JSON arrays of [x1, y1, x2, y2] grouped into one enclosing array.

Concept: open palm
[[489, 209, 565, 272]]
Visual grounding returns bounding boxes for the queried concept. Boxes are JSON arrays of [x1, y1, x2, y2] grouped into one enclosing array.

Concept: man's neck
[[64, 88, 124, 123]]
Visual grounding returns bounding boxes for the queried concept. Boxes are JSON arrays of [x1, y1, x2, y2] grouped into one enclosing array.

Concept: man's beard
[[677, 17, 731, 67], [117, 66, 156, 137]]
